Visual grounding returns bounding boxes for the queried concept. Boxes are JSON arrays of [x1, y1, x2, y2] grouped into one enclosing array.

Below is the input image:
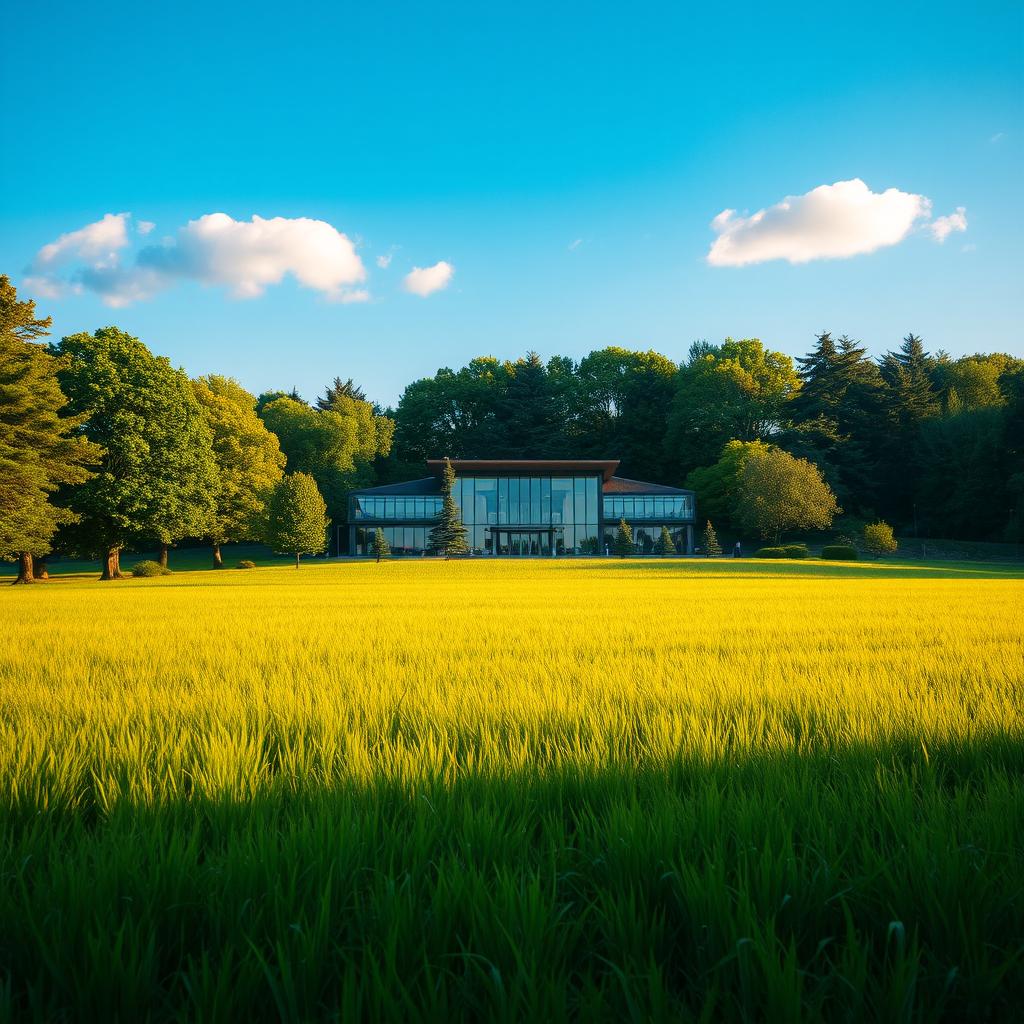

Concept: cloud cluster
[[403, 260, 454, 297], [27, 213, 369, 307], [707, 179, 966, 267], [929, 207, 968, 243]]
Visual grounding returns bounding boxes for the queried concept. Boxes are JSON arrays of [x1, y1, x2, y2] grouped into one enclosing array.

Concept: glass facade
[[349, 466, 695, 556], [454, 474, 600, 555], [601, 524, 689, 555], [353, 496, 443, 520], [354, 526, 432, 556], [603, 495, 693, 520]]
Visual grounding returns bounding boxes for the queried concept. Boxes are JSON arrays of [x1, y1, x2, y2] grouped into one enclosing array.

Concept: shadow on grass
[[2, 734, 1022, 1023], [579, 557, 1024, 580]]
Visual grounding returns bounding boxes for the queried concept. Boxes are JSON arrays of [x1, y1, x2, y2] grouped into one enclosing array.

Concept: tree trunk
[[33, 556, 49, 581], [12, 552, 34, 585], [212, 543, 223, 569], [158, 543, 169, 569], [295, 552, 301, 569], [101, 547, 124, 580]]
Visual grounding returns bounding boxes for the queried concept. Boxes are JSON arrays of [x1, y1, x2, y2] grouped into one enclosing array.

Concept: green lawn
[[1, 559, 1022, 1021]]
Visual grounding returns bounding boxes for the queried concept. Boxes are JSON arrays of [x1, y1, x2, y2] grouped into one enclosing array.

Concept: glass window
[[509, 478, 519, 524], [498, 477, 509, 524], [530, 477, 541, 524], [574, 478, 586, 525], [475, 478, 496, 525], [519, 477, 531, 524], [552, 477, 572, 525], [585, 476, 598, 524], [541, 478, 551, 524]]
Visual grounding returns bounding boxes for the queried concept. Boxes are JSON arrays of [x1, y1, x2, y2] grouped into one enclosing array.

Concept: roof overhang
[[426, 458, 620, 482]]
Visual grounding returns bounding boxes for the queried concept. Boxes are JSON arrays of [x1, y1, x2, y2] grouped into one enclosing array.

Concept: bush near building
[[863, 521, 898, 557], [822, 545, 858, 560]]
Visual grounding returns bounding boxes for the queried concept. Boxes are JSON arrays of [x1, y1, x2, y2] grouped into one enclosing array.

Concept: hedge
[[821, 545, 858, 560]]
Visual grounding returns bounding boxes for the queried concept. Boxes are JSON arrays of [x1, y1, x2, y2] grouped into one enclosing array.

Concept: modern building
[[346, 459, 696, 556]]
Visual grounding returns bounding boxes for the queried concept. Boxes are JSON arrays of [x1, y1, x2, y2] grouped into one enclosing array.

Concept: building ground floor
[[350, 522, 694, 557]]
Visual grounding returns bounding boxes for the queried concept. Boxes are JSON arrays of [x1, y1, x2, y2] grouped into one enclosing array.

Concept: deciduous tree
[[266, 472, 329, 568], [51, 327, 216, 579], [665, 339, 800, 478], [193, 375, 286, 567], [736, 448, 840, 544]]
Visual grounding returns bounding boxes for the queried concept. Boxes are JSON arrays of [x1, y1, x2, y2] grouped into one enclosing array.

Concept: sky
[[2, 1, 1022, 408]]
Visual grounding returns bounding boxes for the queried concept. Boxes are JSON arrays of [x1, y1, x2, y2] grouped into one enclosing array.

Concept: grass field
[[1, 559, 1022, 1022]]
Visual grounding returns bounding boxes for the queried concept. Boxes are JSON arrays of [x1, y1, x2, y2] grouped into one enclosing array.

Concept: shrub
[[783, 544, 810, 559], [236, 560, 257, 569], [131, 560, 171, 578], [862, 521, 898, 557], [755, 547, 786, 558], [821, 545, 858, 560]]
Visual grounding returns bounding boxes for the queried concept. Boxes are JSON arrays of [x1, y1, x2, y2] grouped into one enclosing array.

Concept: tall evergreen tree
[[877, 333, 941, 527], [428, 457, 469, 556], [317, 377, 368, 409], [51, 327, 217, 579], [0, 277, 101, 583], [266, 472, 329, 568]]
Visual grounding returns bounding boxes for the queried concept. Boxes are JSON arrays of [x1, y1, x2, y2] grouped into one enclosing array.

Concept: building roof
[[351, 462, 694, 497], [603, 476, 693, 496], [349, 477, 440, 496], [426, 458, 620, 481]]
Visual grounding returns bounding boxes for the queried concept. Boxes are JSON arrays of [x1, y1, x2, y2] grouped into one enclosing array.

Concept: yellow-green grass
[[1, 560, 1022, 1022]]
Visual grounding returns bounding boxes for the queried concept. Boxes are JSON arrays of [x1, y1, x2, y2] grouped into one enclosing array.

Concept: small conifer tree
[[702, 520, 722, 557], [371, 527, 391, 562], [614, 518, 634, 558], [653, 525, 676, 556], [428, 457, 469, 557]]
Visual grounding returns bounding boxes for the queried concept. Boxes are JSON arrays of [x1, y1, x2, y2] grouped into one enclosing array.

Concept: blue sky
[[2, 1, 1021, 407]]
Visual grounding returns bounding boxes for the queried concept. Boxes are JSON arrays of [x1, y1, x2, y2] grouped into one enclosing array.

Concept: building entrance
[[493, 529, 556, 556]]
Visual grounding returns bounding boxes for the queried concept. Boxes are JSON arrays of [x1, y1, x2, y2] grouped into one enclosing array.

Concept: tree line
[[381, 337, 1023, 544], [1, 278, 391, 582], [3, 273, 1022, 581]]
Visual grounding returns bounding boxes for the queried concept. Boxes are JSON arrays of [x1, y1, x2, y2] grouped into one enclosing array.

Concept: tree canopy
[[735, 448, 840, 543], [192, 375, 286, 564], [266, 472, 329, 567], [0, 277, 101, 581], [51, 327, 217, 577]]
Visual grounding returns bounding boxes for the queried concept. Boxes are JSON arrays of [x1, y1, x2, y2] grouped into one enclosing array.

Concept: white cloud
[[25, 212, 368, 306], [32, 212, 130, 270], [376, 253, 392, 269], [707, 179, 945, 267], [403, 260, 454, 297], [990, 132, 1005, 143], [929, 207, 968, 243], [568, 238, 583, 251], [136, 220, 156, 235]]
